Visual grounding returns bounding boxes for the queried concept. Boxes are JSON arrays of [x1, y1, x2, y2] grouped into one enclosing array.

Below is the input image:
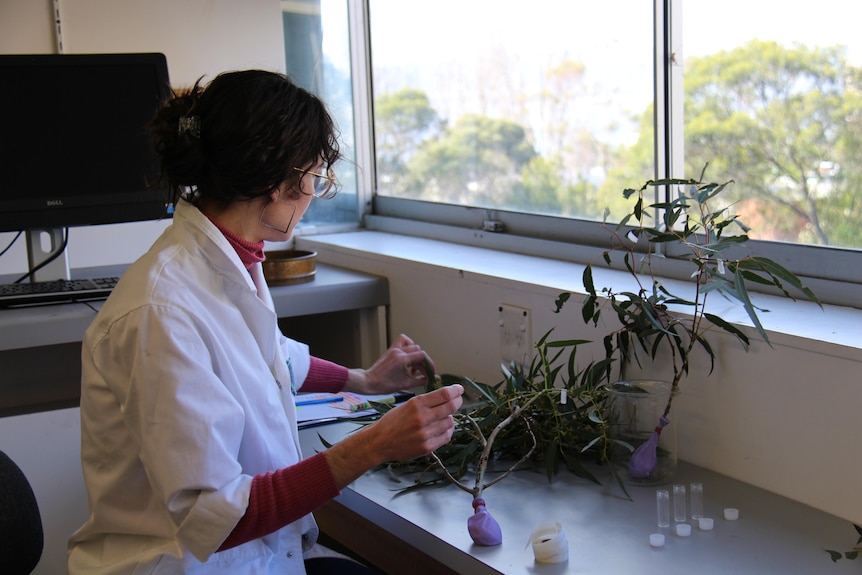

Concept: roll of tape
[[528, 521, 568, 564]]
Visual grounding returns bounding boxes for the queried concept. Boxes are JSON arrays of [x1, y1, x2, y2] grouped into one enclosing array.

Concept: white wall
[[0, 2, 285, 573]]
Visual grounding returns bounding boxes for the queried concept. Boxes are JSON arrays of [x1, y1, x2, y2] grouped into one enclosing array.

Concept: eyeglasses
[[293, 166, 338, 199]]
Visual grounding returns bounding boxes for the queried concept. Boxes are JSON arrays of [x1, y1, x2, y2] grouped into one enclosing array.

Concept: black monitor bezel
[[0, 52, 172, 234]]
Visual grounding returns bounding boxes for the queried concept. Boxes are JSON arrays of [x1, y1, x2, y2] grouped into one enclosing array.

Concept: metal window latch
[[483, 220, 505, 232]]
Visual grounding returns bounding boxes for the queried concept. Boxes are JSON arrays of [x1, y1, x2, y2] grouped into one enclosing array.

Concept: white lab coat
[[68, 200, 319, 574]]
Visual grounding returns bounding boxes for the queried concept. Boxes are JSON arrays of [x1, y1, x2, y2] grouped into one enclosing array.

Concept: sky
[[318, 1, 862, 151], [682, 0, 862, 63]]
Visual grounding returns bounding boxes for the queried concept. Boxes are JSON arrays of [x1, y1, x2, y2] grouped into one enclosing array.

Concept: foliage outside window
[[371, 0, 653, 222], [366, 0, 862, 305]]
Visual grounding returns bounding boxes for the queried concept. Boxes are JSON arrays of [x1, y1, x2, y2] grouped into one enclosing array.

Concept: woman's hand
[[367, 385, 463, 461], [324, 384, 464, 489], [345, 333, 437, 395]]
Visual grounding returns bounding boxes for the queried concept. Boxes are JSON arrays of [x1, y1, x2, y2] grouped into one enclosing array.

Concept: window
[[282, 0, 361, 230], [354, 0, 860, 307], [370, 0, 654, 224], [680, 1, 862, 251]]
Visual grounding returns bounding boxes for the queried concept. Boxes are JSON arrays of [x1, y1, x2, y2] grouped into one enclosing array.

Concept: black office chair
[[0, 450, 43, 575]]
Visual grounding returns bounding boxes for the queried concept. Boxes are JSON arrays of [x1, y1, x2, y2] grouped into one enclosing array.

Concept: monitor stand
[[25, 228, 70, 282]]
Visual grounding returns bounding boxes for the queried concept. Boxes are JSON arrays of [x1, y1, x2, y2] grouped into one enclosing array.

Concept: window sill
[[297, 230, 862, 359]]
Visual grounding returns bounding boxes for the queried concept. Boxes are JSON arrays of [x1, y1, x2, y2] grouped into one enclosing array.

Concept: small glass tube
[[656, 489, 670, 528], [673, 484, 687, 522], [690, 482, 703, 520]]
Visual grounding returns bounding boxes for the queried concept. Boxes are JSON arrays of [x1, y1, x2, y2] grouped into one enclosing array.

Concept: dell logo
[[46, 199, 64, 206]]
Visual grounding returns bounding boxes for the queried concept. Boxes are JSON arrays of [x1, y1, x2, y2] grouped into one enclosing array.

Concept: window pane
[[282, 0, 359, 226], [369, 0, 655, 222], [681, 1, 862, 250]]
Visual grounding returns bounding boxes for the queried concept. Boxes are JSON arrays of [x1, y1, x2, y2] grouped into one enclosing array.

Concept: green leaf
[[554, 291, 571, 313], [616, 213, 634, 231], [317, 433, 335, 449], [423, 357, 439, 391], [611, 468, 633, 501], [703, 312, 750, 348], [733, 266, 772, 347], [738, 257, 821, 306], [580, 435, 602, 453], [583, 265, 595, 294], [547, 339, 592, 348], [535, 327, 555, 347], [737, 269, 775, 286], [462, 377, 502, 407], [582, 295, 598, 325], [826, 550, 843, 562], [693, 333, 717, 375]]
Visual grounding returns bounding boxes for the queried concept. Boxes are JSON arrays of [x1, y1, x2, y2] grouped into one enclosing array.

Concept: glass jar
[[606, 379, 677, 485]]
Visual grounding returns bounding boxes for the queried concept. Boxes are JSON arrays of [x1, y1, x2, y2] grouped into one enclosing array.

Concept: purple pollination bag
[[628, 416, 670, 478], [467, 497, 502, 546]]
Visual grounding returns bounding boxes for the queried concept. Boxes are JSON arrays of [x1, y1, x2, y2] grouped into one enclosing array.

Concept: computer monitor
[[0, 52, 172, 281]]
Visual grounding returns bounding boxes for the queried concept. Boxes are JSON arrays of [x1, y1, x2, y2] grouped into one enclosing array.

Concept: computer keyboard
[[0, 276, 119, 307]]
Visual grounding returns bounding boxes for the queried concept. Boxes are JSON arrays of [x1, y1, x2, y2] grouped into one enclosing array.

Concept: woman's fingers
[[375, 384, 464, 460]]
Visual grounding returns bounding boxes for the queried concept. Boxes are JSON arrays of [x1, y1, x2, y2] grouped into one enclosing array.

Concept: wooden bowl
[[262, 249, 317, 285]]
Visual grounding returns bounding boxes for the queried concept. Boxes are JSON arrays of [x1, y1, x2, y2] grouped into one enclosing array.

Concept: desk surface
[[301, 422, 859, 575], [0, 264, 388, 417], [0, 263, 388, 351]]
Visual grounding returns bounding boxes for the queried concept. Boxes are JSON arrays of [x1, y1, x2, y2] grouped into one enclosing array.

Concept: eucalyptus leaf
[[546, 339, 592, 348], [554, 291, 571, 313]]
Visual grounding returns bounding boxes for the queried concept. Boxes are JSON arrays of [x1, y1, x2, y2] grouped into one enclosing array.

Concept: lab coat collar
[[173, 200, 257, 294]]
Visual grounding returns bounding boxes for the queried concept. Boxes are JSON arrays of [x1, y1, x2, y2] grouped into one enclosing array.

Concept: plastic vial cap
[[649, 533, 665, 548], [698, 517, 715, 530], [724, 508, 740, 520], [676, 523, 692, 537]]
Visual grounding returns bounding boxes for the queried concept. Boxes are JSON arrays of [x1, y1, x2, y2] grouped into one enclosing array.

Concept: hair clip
[[178, 115, 201, 138]]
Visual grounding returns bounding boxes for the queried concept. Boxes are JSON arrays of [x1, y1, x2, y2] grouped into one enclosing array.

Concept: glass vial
[[690, 482, 703, 520], [656, 489, 670, 528], [673, 484, 687, 522]]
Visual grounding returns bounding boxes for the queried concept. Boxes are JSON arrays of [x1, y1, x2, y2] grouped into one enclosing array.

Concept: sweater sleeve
[[217, 452, 339, 552], [298, 356, 349, 393]]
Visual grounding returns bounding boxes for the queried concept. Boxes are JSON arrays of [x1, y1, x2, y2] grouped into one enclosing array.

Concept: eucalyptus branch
[[430, 388, 555, 498], [427, 451, 475, 495], [460, 412, 488, 449], [571, 169, 820, 424], [482, 415, 537, 491]]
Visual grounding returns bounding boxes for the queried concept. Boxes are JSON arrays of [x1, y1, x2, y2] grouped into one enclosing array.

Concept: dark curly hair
[[148, 70, 341, 206]]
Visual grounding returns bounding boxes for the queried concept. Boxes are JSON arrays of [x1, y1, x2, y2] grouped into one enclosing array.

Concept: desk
[[301, 422, 860, 575], [0, 264, 388, 417]]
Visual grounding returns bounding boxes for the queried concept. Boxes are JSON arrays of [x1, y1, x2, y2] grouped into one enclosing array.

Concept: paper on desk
[[295, 391, 397, 425]]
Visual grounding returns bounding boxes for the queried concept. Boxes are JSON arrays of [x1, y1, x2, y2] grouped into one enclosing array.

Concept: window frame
[[347, 0, 861, 309]]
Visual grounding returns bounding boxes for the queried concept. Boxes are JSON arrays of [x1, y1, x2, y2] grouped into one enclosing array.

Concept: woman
[[67, 70, 464, 574]]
